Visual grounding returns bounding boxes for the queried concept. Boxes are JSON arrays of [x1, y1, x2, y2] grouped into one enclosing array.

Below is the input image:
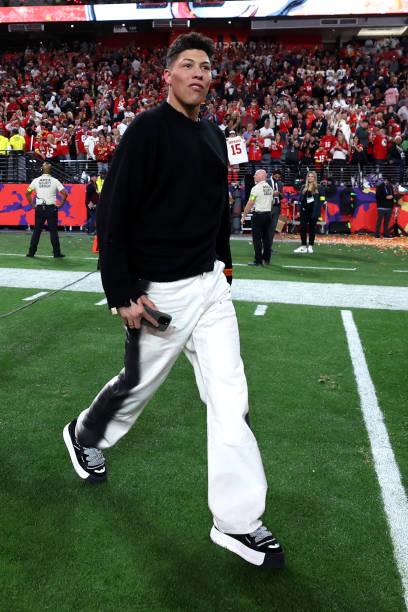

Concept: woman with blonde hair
[[294, 170, 324, 253]]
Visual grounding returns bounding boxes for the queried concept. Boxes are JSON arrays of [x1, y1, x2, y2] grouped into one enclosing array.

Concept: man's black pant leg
[[46, 208, 62, 255], [376, 209, 392, 237], [251, 214, 263, 264], [269, 206, 280, 248], [262, 214, 272, 262], [382, 209, 392, 237], [28, 208, 46, 255]]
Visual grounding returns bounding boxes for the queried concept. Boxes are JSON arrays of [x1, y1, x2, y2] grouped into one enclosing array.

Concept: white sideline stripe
[[22, 292, 48, 301], [341, 309, 408, 609], [95, 298, 108, 306], [283, 265, 356, 271], [254, 305, 267, 316], [0, 267, 103, 294], [1, 268, 408, 311], [232, 279, 408, 311], [393, 270, 408, 273]]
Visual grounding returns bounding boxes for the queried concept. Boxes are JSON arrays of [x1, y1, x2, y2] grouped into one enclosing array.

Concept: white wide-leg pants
[[77, 261, 267, 534]]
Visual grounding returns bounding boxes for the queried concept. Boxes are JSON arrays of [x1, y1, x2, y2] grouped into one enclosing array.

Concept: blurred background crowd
[[0, 35, 408, 186]]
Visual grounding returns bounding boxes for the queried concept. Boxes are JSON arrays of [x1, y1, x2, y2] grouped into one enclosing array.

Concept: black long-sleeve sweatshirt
[[97, 102, 232, 308]]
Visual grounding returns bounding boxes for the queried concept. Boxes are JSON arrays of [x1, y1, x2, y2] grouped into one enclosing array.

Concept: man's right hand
[[118, 295, 159, 330]]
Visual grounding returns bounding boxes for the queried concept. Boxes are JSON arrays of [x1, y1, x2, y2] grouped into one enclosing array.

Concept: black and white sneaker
[[63, 419, 107, 483], [210, 524, 285, 568]]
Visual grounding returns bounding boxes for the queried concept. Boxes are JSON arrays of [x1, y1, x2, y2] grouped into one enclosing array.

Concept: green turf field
[[1, 232, 407, 611]]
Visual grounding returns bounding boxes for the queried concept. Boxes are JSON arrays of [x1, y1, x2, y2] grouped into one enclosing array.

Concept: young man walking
[[63, 32, 284, 569]]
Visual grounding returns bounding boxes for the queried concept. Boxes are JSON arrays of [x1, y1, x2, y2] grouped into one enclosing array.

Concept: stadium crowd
[[0, 35, 408, 184]]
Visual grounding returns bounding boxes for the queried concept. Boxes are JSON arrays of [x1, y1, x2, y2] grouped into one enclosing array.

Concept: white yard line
[[283, 265, 356, 271], [233, 263, 357, 271], [341, 310, 408, 610], [22, 292, 48, 301], [254, 305, 267, 316], [393, 270, 408, 273], [95, 298, 108, 306]]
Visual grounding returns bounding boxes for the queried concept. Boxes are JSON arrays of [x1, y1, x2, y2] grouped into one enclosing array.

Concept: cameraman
[[83, 173, 99, 234], [26, 162, 68, 258], [283, 130, 301, 184], [387, 135, 405, 184]]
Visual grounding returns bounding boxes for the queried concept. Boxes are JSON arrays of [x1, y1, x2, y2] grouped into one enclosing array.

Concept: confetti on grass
[[277, 233, 408, 251]]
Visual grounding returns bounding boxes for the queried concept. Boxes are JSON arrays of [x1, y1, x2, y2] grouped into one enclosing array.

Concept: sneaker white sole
[[63, 423, 93, 481], [210, 526, 266, 566]]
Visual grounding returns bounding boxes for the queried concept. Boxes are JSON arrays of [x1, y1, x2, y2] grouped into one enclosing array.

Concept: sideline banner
[[2, 183, 407, 233], [325, 187, 408, 234], [282, 186, 408, 234], [0, 183, 87, 227]]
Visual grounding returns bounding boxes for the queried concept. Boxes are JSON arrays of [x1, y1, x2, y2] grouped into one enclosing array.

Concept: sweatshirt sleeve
[[213, 129, 233, 284], [96, 118, 151, 308], [216, 185, 232, 283]]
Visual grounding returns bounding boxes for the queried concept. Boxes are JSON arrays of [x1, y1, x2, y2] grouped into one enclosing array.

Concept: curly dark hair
[[166, 32, 214, 67]]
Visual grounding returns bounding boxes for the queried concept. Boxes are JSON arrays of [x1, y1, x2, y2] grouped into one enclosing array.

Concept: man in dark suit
[[268, 168, 284, 254], [375, 177, 395, 239], [311, 111, 328, 138], [83, 173, 99, 234], [387, 135, 405, 184]]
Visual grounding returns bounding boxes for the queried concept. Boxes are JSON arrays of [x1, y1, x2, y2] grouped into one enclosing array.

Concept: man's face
[[164, 49, 211, 109]]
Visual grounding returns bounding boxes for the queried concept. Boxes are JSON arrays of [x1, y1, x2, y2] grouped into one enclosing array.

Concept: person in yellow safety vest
[[8, 128, 26, 181], [0, 128, 10, 182], [0, 128, 9, 154], [9, 128, 26, 152], [96, 170, 106, 194]]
